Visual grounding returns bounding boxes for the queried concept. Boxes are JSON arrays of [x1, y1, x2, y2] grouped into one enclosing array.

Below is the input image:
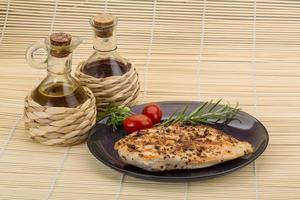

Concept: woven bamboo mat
[[0, 0, 300, 199]]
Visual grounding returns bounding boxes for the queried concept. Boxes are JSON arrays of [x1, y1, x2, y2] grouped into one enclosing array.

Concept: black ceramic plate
[[87, 101, 268, 182]]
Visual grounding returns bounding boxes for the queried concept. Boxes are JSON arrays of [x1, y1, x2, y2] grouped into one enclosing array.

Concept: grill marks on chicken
[[114, 123, 253, 172]]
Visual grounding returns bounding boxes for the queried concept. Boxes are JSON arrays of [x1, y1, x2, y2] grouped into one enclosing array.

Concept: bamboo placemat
[[0, 0, 300, 199]]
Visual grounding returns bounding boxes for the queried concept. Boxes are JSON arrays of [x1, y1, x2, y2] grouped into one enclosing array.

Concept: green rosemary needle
[[159, 100, 240, 126], [97, 104, 131, 130]]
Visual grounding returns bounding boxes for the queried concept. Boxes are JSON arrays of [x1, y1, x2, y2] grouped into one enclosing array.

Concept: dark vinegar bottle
[[81, 13, 129, 78]]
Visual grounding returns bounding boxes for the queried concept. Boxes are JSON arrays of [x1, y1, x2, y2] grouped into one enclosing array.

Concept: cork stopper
[[50, 32, 72, 46], [91, 13, 117, 37], [93, 13, 114, 27], [49, 32, 72, 57]]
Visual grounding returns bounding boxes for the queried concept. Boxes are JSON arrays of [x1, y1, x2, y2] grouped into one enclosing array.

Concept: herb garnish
[[159, 100, 240, 126], [98, 100, 240, 129], [96, 105, 131, 130]]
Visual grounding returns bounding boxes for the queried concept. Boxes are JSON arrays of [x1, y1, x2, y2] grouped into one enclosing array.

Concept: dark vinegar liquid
[[32, 82, 88, 107], [82, 58, 129, 78]]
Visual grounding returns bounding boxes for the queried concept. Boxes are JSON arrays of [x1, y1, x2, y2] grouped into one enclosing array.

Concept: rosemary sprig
[[160, 100, 240, 126], [96, 104, 131, 130], [98, 100, 240, 130]]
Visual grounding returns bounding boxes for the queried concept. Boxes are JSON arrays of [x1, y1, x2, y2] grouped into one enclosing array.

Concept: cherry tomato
[[142, 103, 162, 124], [123, 114, 153, 134]]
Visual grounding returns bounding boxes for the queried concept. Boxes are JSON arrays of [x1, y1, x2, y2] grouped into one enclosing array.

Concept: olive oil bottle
[[26, 32, 88, 107]]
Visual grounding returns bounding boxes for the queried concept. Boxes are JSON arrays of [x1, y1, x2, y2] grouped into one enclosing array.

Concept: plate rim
[[87, 101, 269, 182]]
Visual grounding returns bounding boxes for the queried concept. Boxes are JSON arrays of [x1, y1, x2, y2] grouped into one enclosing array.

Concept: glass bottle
[[81, 13, 130, 78], [26, 32, 89, 107]]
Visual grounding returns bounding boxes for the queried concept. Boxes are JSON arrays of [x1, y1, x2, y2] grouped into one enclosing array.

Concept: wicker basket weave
[[75, 61, 140, 111], [24, 87, 97, 146]]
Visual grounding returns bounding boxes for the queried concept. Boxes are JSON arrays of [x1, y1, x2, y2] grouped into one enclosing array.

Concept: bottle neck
[[47, 53, 72, 75], [93, 30, 117, 52]]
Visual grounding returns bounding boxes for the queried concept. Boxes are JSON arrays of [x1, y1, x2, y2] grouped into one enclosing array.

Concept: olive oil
[[27, 32, 89, 108], [32, 82, 88, 107]]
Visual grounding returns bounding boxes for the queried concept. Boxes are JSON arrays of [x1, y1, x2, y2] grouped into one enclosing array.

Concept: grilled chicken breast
[[114, 123, 254, 172]]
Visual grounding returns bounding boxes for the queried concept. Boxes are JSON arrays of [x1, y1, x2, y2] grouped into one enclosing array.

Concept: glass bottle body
[[81, 15, 129, 78], [26, 36, 88, 107], [82, 51, 129, 78]]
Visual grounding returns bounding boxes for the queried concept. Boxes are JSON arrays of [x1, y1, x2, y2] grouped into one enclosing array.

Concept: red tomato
[[123, 114, 153, 134], [142, 103, 162, 124]]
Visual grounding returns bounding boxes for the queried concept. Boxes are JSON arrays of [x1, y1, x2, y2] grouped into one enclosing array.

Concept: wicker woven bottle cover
[[49, 32, 72, 57], [75, 61, 140, 111], [24, 87, 97, 146]]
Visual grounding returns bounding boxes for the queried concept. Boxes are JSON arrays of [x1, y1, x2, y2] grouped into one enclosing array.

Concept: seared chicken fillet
[[114, 123, 253, 172]]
